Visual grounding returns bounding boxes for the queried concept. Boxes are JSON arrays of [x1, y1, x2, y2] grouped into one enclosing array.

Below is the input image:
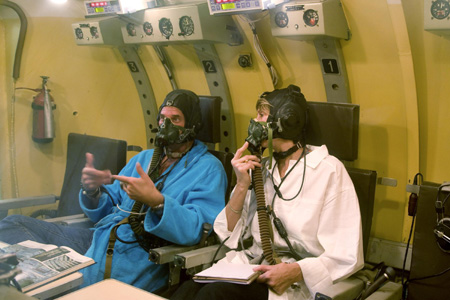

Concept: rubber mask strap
[[268, 127, 273, 169]]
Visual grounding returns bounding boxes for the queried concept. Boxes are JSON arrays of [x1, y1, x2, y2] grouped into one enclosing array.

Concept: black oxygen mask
[[245, 119, 268, 154], [245, 119, 275, 168], [155, 118, 192, 147]]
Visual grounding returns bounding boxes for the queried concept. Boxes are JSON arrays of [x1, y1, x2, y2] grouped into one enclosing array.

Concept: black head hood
[[261, 84, 308, 144]]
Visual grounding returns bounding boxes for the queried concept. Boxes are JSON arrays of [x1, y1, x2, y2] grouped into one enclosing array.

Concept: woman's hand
[[254, 263, 303, 295], [231, 142, 261, 189], [81, 153, 112, 191], [112, 162, 164, 207]]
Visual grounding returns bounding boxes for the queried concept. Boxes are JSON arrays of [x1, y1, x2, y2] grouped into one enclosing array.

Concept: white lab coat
[[214, 145, 364, 300]]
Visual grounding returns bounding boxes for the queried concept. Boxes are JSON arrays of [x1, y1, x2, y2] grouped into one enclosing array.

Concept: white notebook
[[193, 263, 261, 285]]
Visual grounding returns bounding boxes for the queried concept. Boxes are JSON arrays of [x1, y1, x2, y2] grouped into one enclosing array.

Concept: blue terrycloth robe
[[79, 140, 227, 292]]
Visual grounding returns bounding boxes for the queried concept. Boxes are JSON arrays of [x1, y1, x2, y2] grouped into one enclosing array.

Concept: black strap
[[104, 217, 129, 279]]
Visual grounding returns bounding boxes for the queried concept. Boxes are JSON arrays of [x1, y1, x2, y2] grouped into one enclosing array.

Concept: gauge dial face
[[303, 9, 319, 27], [75, 28, 83, 39], [274, 11, 289, 28], [126, 23, 137, 36], [431, 0, 450, 19], [159, 18, 173, 39], [90, 26, 99, 38], [143, 22, 153, 36], [179, 16, 194, 36]]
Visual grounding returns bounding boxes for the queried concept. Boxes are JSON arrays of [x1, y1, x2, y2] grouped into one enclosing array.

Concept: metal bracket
[[314, 38, 350, 103], [118, 45, 158, 149], [194, 43, 237, 153], [168, 263, 181, 287], [377, 177, 398, 187]]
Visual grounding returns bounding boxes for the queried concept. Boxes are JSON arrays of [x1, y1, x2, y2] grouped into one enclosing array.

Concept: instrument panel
[[121, 2, 240, 44], [72, 17, 124, 46], [424, 0, 450, 34], [270, 0, 349, 40]]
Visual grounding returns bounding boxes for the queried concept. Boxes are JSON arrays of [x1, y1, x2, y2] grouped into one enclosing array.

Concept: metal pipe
[[0, 0, 27, 80]]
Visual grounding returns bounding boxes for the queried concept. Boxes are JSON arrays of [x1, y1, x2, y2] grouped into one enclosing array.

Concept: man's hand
[[254, 263, 303, 295], [81, 153, 112, 190], [112, 162, 164, 207]]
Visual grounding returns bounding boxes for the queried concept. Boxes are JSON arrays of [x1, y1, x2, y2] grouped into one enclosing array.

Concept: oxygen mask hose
[[105, 146, 164, 279], [129, 146, 163, 237], [246, 119, 277, 264], [250, 148, 276, 265]]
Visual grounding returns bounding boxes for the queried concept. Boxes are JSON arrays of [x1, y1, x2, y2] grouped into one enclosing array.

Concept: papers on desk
[[193, 263, 261, 285], [0, 240, 94, 293]]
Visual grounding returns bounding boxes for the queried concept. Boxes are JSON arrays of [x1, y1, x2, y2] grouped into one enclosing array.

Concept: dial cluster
[[124, 15, 195, 41], [274, 8, 320, 29], [118, 2, 237, 45]]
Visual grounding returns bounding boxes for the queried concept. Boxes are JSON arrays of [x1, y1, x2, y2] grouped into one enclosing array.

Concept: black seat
[[208, 150, 234, 203], [56, 133, 127, 218], [306, 101, 375, 256], [197, 95, 234, 202], [0, 133, 127, 221]]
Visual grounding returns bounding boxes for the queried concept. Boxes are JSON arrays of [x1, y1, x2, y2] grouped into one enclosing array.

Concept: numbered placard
[[322, 59, 339, 74], [202, 60, 217, 73], [127, 61, 140, 73]]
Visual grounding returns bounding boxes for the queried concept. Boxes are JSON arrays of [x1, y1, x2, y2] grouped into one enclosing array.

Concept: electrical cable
[[268, 147, 308, 261], [401, 172, 422, 298], [115, 204, 147, 215], [401, 212, 415, 299], [270, 147, 307, 202], [240, 13, 279, 88], [10, 82, 19, 199], [211, 236, 231, 264], [402, 266, 450, 300], [153, 45, 178, 90]]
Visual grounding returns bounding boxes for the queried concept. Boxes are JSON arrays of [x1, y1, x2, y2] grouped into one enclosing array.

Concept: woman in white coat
[[170, 85, 364, 300]]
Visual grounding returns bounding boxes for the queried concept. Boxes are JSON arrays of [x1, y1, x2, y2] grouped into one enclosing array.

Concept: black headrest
[[305, 101, 359, 161], [196, 96, 222, 144]]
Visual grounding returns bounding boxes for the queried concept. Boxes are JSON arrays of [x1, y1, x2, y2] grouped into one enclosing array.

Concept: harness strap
[[104, 217, 129, 279]]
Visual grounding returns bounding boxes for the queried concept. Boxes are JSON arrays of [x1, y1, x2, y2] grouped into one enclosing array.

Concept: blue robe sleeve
[[79, 150, 154, 223], [144, 153, 227, 245]]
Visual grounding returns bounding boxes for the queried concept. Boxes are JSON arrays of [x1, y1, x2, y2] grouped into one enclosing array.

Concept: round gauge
[[90, 26, 99, 38], [274, 11, 289, 28], [431, 0, 450, 20], [75, 28, 83, 39], [179, 16, 194, 36], [159, 18, 173, 40], [126, 23, 137, 37], [143, 22, 153, 36], [303, 9, 319, 27]]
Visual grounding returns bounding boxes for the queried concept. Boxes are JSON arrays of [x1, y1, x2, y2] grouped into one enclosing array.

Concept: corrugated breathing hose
[[129, 146, 163, 236], [252, 162, 276, 265]]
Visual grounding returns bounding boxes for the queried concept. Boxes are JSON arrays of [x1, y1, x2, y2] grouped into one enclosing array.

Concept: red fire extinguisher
[[30, 76, 56, 143]]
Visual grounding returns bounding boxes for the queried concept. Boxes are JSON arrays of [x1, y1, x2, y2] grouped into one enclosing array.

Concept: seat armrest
[[45, 213, 86, 222], [45, 214, 94, 228], [148, 245, 199, 265], [174, 244, 227, 270], [318, 276, 366, 300], [0, 195, 58, 210], [317, 268, 401, 300]]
